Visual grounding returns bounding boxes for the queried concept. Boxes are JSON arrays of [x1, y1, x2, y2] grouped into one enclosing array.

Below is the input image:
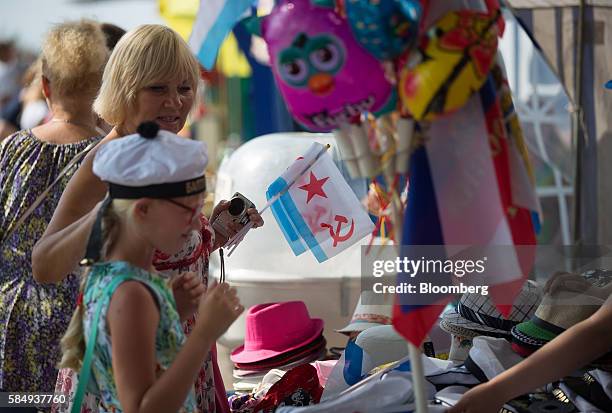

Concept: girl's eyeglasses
[[163, 198, 203, 223]]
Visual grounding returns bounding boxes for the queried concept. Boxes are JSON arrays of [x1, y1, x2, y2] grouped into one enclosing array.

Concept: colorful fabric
[[0, 129, 101, 392], [81, 261, 197, 412], [478, 71, 537, 316], [393, 142, 451, 347], [228, 392, 259, 413], [188, 0, 253, 70], [53, 215, 229, 413], [393, 66, 537, 345], [252, 364, 323, 412]]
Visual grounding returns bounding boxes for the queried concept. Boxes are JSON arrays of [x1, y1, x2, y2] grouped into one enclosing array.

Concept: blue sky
[[1, 0, 164, 52]]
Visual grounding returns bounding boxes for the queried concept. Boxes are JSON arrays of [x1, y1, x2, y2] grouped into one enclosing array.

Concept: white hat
[[354, 325, 409, 369], [464, 336, 523, 382], [336, 291, 392, 335], [93, 122, 208, 198], [82, 122, 208, 265]]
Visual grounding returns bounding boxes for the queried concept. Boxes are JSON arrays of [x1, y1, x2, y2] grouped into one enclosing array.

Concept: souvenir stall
[[185, 0, 612, 411]]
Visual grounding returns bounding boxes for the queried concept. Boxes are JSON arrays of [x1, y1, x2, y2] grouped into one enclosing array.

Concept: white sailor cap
[[80, 122, 208, 266], [93, 122, 208, 199]]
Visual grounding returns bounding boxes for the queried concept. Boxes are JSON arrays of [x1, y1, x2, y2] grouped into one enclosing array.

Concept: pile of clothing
[[436, 270, 612, 411]]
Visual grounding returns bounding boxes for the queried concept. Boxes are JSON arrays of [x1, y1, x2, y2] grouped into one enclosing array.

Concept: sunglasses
[[163, 198, 203, 223]]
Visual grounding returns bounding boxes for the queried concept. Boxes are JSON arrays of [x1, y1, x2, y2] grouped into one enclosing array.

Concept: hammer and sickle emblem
[[321, 214, 355, 247]]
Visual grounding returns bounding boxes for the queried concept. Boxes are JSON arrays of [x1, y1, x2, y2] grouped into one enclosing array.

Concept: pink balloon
[[260, 0, 395, 132]]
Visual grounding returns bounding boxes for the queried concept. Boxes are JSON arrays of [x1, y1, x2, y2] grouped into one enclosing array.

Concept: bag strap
[[0, 139, 98, 248], [71, 273, 132, 413]]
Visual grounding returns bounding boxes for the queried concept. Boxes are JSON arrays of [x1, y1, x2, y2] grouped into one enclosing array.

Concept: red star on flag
[[299, 172, 329, 203]]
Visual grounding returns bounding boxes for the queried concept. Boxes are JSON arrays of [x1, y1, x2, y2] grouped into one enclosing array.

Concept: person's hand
[[210, 200, 264, 248], [171, 272, 206, 321], [366, 188, 382, 216], [245, 207, 264, 229], [195, 282, 243, 341], [446, 383, 506, 413]]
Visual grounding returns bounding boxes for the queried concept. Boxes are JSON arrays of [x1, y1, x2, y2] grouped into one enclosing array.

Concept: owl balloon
[[249, 0, 396, 132]]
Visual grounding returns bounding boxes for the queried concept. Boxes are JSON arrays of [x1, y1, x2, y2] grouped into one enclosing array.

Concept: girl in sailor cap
[[60, 122, 244, 413]]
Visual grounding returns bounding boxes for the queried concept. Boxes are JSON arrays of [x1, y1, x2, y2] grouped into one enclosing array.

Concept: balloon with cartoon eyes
[[278, 34, 345, 97], [246, 0, 396, 132]]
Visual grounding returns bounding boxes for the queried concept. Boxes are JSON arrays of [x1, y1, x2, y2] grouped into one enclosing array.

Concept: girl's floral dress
[[80, 260, 198, 412], [52, 216, 230, 413]]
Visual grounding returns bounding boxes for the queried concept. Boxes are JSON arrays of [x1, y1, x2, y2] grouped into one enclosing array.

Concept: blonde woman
[[34, 25, 263, 412], [0, 20, 108, 393]]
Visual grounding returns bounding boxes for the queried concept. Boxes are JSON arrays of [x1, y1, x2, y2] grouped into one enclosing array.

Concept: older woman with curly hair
[[0, 20, 109, 393]]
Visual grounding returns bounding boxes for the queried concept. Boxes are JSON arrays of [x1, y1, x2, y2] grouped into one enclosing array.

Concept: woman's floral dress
[[0, 130, 100, 392]]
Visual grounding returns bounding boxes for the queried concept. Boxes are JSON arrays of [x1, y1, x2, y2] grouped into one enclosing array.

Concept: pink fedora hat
[[231, 301, 324, 364]]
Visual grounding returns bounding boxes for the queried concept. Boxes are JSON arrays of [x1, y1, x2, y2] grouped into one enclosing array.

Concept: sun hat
[[510, 327, 546, 348], [231, 301, 324, 364], [440, 280, 542, 337], [233, 345, 327, 379], [439, 316, 494, 339], [510, 286, 605, 350], [336, 291, 392, 335], [233, 336, 327, 371]]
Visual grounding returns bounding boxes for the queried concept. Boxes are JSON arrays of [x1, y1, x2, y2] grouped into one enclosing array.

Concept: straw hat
[[511, 288, 604, 350]]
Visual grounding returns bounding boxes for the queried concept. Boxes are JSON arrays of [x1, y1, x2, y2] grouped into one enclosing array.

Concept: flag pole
[[409, 343, 428, 412], [392, 130, 428, 413]]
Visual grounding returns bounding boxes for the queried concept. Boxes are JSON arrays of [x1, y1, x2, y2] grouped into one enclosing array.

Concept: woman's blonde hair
[[59, 199, 136, 371], [93, 24, 200, 127], [41, 20, 109, 98]]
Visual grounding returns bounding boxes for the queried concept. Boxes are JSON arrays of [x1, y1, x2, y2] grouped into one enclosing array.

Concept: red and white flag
[[266, 143, 375, 263]]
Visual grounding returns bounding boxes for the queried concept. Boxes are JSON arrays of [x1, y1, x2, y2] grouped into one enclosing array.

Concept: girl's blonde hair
[[41, 20, 109, 98], [59, 199, 136, 371], [93, 24, 201, 127]]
